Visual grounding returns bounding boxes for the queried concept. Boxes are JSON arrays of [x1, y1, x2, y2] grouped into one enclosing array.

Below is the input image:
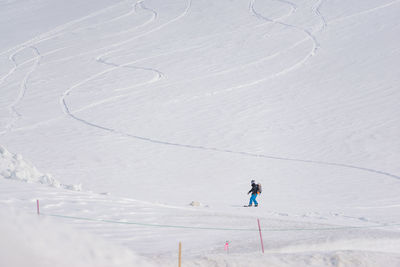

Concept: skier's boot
[[247, 204, 252, 207], [255, 204, 258, 207]]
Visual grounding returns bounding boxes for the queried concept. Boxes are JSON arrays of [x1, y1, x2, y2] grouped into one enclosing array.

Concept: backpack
[[257, 183, 262, 194]]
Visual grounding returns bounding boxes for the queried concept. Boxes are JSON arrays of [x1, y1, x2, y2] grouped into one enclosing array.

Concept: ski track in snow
[[0, 0, 160, 135], [0, 1, 157, 85], [0, 0, 145, 133], [256, 0, 297, 27], [60, 0, 193, 107], [81, 0, 139, 29], [43, 0, 159, 65], [0, 0, 157, 89], [250, 0, 319, 64], [95, 0, 192, 61], [176, 0, 325, 99], [329, 0, 400, 24], [46, 0, 186, 65], [0, 1, 126, 59], [60, 0, 192, 116], [0, 0, 201, 135], [0, 47, 65, 89], [55, 0, 192, 113], [4, 46, 41, 132], [313, 0, 327, 30], [275, 0, 298, 19]]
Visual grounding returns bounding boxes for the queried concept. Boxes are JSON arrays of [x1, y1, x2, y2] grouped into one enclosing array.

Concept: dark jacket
[[248, 183, 259, 195]]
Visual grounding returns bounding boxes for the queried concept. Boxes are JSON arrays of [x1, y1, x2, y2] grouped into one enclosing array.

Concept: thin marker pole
[[178, 242, 182, 267], [257, 218, 264, 253], [36, 199, 40, 215], [225, 241, 229, 254]]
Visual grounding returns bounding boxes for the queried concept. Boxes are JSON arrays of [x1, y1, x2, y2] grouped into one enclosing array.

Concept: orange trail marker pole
[[257, 218, 264, 253], [179, 242, 182, 267]]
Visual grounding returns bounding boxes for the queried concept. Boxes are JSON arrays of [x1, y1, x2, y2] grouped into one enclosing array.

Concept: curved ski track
[[4, 46, 41, 132], [168, 0, 327, 100], [61, 0, 193, 115]]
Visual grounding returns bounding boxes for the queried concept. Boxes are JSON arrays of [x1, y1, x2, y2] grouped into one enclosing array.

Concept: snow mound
[[0, 209, 154, 267], [0, 145, 81, 191]]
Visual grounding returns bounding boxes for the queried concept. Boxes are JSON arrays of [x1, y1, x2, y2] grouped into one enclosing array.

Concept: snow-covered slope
[[1, 0, 400, 266]]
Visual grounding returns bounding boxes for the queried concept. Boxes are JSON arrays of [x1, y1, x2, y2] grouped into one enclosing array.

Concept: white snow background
[[1, 0, 400, 266]]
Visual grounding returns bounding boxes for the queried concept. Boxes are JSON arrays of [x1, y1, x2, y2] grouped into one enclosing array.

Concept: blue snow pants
[[249, 194, 258, 206]]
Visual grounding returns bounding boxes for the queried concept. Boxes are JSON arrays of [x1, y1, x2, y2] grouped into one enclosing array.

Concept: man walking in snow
[[247, 180, 260, 207]]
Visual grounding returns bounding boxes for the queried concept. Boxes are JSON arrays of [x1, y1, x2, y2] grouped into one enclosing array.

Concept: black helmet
[[251, 179, 255, 184]]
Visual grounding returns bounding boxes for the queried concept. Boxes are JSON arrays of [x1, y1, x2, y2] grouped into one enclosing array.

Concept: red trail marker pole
[[36, 199, 40, 215], [257, 218, 264, 253]]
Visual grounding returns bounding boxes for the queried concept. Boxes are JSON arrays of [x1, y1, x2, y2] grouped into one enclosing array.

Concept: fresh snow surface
[[1, 0, 400, 266]]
